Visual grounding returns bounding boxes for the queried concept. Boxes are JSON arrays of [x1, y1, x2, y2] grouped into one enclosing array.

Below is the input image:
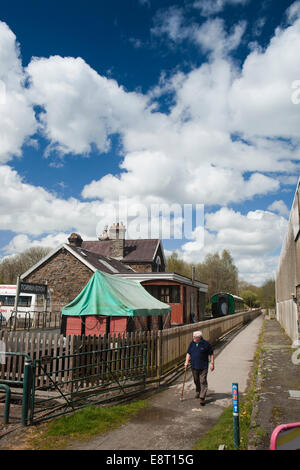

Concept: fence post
[[68, 335, 76, 394], [156, 330, 162, 387]]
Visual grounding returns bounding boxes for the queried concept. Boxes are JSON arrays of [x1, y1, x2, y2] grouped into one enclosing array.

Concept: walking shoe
[[195, 393, 200, 398], [200, 398, 205, 406]]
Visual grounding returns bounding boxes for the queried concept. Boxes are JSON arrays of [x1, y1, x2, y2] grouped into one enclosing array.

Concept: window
[[144, 285, 180, 304], [18, 296, 32, 307], [0, 295, 32, 307], [0, 295, 14, 306], [160, 287, 170, 303], [155, 256, 161, 272], [170, 286, 180, 303]]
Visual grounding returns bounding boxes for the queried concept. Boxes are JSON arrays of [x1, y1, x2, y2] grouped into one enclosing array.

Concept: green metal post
[[22, 357, 33, 426], [0, 384, 11, 424]]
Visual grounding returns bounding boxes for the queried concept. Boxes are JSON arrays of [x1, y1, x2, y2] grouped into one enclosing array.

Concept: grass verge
[[193, 319, 265, 450], [23, 400, 149, 450]]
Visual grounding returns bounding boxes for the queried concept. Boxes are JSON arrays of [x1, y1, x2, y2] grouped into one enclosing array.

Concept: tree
[[166, 251, 193, 278], [238, 278, 275, 308], [238, 279, 261, 297], [240, 289, 260, 308], [0, 246, 51, 284], [166, 249, 239, 306], [259, 279, 275, 308], [196, 250, 239, 301]]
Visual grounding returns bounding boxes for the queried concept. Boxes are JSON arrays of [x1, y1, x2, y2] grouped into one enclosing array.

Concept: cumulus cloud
[[179, 207, 288, 284], [0, 10, 298, 289], [0, 165, 103, 237], [152, 8, 246, 58], [3, 9, 296, 212], [267, 200, 290, 218], [193, 0, 248, 17], [229, 14, 300, 139], [26, 55, 150, 157], [193, 18, 247, 57], [0, 21, 36, 163], [286, 1, 300, 23], [3, 231, 95, 254]]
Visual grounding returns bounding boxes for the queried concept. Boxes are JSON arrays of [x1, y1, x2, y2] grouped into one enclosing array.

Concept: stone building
[[21, 238, 134, 310], [21, 223, 166, 310], [84, 222, 166, 273], [275, 179, 300, 346], [20, 223, 208, 325]]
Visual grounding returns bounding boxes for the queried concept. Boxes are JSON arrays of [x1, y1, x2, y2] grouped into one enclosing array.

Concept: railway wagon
[[211, 292, 246, 318]]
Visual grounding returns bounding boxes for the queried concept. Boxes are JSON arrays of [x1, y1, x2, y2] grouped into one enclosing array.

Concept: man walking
[[185, 331, 214, 406]]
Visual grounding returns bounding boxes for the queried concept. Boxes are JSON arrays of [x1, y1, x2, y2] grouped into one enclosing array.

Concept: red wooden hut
[[61, 270, 171, 336], [114, 272, 208, 326]]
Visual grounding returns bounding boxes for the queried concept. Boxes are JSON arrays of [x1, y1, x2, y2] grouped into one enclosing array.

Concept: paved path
[[68, 315, 264, 450]]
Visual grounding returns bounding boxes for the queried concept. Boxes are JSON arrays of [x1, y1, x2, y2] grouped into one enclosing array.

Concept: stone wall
[[126, 263, 153, 273], [24, 248, 93, 311]]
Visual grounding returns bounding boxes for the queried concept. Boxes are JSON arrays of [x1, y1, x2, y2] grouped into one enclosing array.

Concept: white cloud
[[26, 55, 150, 157], [193, 18, 247, 57], [179, 207, 288, 285], [0, 21, 36, 163], [286, 1, 300, 23], [12, 11, 298, 211], [229, 14, 300, 139], [0, 12, 298, 289], [152, 9, 246, 58], [4, 232, 91, 254], [267, 200, 290, 217], [151, 7, 187, 42], [193, 0, 248, 17], [82, 150, 279, 206], [0, 165, 104, 237]]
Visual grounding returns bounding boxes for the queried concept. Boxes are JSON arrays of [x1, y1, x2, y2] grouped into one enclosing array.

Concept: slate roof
[[82, 239, 161, 263], [67, 245, 135, 274], [20, 236, 164, 281]]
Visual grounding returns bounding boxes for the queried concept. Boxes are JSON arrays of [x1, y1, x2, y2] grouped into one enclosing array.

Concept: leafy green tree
[[167, 249, 239, 306], [166, 251, 193, 278], [196, 250, 239, 301], [240, 289, 260, 308], [259, 279, 275, 308]]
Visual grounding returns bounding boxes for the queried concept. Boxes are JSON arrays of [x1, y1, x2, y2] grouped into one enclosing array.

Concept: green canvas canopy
[[61, 270, 171, 317]]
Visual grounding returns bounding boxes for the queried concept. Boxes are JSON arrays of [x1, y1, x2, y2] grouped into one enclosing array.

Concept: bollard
[[232, 383, 240, 450], [0, 384, 11, 424]]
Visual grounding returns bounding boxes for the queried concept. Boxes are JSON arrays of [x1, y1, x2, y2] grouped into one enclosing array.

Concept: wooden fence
[[0, 309, 261, 389]]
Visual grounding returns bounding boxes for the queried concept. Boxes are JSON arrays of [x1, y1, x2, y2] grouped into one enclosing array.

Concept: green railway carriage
[[211, 292, 246, 318]]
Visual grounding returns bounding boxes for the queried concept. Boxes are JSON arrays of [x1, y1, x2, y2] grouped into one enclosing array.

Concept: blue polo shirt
[[187, 339, 213, 370]]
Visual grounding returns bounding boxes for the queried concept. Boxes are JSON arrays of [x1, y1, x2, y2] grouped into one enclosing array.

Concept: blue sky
[[0, 0, 299, 285]]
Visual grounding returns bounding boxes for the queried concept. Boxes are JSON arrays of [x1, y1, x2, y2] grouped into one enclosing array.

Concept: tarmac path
[[67, 315, 264, 451]]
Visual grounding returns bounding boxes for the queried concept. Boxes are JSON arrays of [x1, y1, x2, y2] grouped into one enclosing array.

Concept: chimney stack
[[98, 225, 109, 241], [108, 222, 126, 260], [68, 233, 83, 247]]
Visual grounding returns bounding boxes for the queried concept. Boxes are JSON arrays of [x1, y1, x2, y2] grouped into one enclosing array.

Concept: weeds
[[25, 400, 149, 450]]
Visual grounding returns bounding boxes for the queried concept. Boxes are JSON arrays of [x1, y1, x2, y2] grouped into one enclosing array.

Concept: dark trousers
[[192, 368, 208, 399]]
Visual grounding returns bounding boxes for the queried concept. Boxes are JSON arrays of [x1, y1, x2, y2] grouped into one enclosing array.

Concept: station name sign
[[19, 282, 48, 296]]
